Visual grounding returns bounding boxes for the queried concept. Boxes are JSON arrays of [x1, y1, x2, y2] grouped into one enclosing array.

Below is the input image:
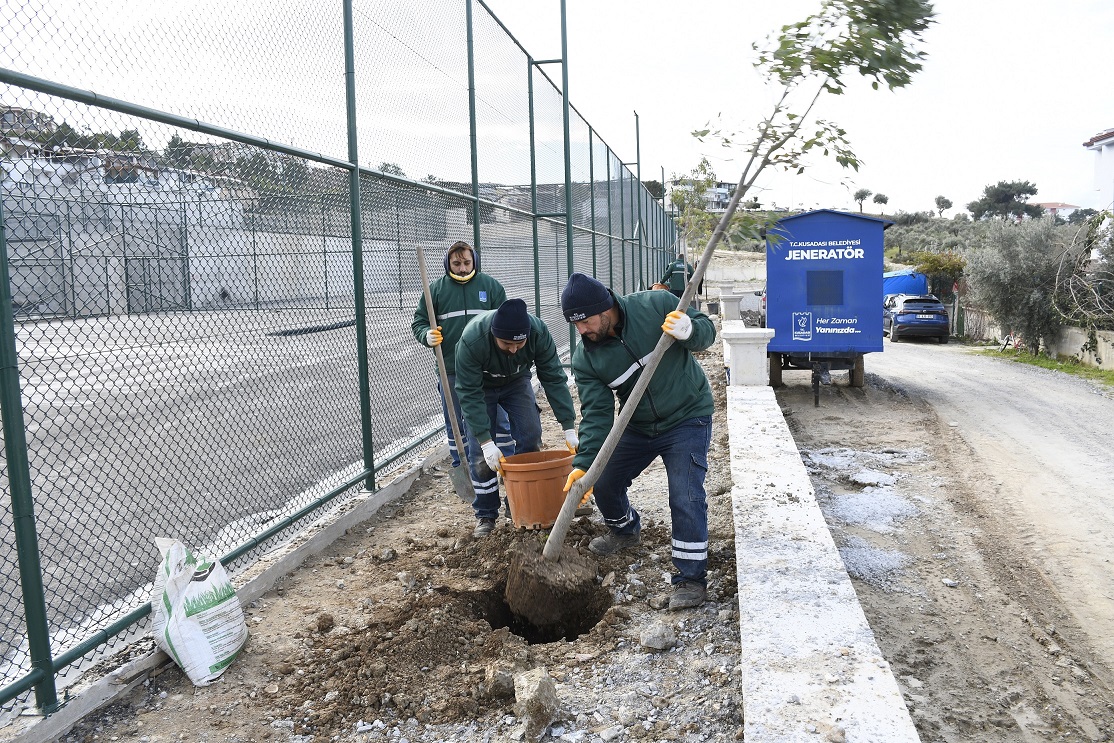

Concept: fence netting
[[0, 0, 675, 720]]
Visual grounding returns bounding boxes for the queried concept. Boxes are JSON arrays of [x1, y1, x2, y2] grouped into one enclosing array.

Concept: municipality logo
[[478, 290, 488, 303], [791, 312, 812, 341]]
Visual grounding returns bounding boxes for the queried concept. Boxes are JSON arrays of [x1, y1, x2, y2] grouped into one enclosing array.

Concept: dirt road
[[778, 339, 1114, 740], [869, 339, 1114, 665]]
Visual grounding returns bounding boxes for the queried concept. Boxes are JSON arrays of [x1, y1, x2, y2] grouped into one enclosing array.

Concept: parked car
[[883, 294, 950, 343]]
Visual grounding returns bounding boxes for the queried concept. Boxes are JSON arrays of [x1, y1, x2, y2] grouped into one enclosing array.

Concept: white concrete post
[[719, 294, 742, 320], [721, 320, 774, 386]]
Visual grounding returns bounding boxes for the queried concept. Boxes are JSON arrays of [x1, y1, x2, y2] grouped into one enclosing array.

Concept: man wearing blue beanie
[[455, 298, 579, 537], [560, 272, 716, 610]]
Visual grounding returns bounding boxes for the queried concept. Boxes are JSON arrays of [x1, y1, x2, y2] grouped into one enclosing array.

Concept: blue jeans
[[437, 373, 514, 475], [593, 415, 712, 585], [466, 375, 542, 520]]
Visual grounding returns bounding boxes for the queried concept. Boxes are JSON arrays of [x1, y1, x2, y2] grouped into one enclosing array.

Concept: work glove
[[661, 310, 692, 341], [563, 429, 579, 453], [481, 439, 504, 474], [425, 326, 443, 347], [562, 467, 593, 507]]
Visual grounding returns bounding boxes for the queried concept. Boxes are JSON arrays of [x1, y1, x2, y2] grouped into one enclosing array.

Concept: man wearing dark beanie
[[560, 272, 716, 610], [455, 298, 579, 536]]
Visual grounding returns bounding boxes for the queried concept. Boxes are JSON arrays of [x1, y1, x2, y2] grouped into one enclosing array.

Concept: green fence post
[[606, 150, 613, 287], [0, 195, 59, 713], [634, 111, 643, 289], [589, 127, 596, 277], [66, 203, 75, 318], [322, 196, 330, 309], [252, 208, 260, 310], [466, 0, 481, 253], [527, 56, 541, 317], [618, 165, 626, 292], [182, 197, 192, 311], [343, 0, 375, 491], [560, 0, 575, 354]]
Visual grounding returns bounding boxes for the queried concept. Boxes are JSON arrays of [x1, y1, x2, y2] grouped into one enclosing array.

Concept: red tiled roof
[[1083, 128, 1114, 147]]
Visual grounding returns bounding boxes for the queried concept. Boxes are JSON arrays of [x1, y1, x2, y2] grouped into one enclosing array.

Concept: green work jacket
[[454, 312, 577, 444], [570, 290, 715, 471], [661, 259, 696, 292], [411, 272, 505, 374]]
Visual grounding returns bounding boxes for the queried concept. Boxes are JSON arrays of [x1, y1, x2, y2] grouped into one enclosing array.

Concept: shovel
[[417, 243, 475, 504]]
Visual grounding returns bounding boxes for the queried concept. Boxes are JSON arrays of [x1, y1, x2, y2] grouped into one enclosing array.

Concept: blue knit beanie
[[491, 298, 531, 341], [561, 273, 614, 322]]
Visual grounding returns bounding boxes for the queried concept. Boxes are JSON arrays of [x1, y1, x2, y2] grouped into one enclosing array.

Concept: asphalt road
[[865, 337, 1114, 670]]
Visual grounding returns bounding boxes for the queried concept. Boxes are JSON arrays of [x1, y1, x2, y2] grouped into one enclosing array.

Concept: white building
[[668, 179, 736, 213], [1083, 127, 1114, 211]]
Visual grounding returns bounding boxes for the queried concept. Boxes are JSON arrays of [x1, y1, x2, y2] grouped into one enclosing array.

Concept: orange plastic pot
[[501, 449, 574, 530]]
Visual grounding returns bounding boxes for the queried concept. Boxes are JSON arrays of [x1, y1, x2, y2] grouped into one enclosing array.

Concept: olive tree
[[934, 195, 952, 217], [872, 193, 889, 214], [965, 220, 1069, 352]]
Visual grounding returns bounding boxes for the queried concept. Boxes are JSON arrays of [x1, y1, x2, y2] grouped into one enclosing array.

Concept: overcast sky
[[482, 0, 1114, 216]]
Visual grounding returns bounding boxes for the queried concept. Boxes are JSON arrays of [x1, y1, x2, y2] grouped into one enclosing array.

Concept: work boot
[[669, 582, 707, 611], [588, 530, 640, 556], [473, 518, 496, 538]]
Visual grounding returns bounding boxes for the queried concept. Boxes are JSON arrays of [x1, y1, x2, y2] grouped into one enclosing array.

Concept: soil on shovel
[[504, 540, 604, 630]]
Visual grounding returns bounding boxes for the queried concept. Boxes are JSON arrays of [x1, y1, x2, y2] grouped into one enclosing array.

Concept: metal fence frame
[[0, 0, 676, 719]]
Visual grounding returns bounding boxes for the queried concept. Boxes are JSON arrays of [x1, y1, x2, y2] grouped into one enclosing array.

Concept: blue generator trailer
[[765, 210, 892, 403]]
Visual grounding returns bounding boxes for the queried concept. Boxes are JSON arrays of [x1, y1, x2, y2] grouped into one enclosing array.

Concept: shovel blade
[[448, 463, 475, 504]]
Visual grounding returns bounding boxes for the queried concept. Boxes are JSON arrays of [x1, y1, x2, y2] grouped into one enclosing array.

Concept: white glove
[[481, 440, 504, 473], [563, 429, 579, 453], [662, 310, 693, 341], [425, 326, 443, 347]]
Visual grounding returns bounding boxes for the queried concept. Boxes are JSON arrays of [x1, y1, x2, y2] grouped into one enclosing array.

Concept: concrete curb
[[727, 385, 919, 742]]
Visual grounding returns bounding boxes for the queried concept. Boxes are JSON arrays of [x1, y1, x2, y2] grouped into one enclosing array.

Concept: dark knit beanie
[[491, 298, 531, 341], [561, 272, 614, 322]]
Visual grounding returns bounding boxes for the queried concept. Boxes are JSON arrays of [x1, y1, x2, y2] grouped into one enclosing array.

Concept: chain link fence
[[0, 0, 676, 722]]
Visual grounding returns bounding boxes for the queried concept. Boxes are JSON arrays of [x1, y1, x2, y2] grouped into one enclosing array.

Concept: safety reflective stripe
[[472, 473, 499, 495], [608, 352, 655, 389], [603, 509, 637, 530], [672, 538, 707, 561], [437, 309, 486, 321]]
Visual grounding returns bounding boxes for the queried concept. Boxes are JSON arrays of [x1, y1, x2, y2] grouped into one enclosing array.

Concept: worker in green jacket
[[660, 253, 701, 299], [411, 241, 514, 495], [560, 272, 715, 610], [455, 298, 579, 537]]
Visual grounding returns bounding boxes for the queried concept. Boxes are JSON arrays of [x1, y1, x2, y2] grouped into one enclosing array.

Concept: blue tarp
[[883, 269, 928, 298]]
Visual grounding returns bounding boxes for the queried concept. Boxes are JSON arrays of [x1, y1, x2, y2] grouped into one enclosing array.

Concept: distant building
[[1033, 202, 1079, 220], [0, 105, 55, 136], [1083, 127, 1114, 211], [668, 179, 735, 213]]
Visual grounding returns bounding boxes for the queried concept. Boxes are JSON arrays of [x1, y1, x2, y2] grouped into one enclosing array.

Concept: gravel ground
[[52, 342, 742, 743]]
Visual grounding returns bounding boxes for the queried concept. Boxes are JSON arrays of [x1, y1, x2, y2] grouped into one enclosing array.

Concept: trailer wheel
[[850, 356, 865, 388], [768, 353, 782, 387]]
